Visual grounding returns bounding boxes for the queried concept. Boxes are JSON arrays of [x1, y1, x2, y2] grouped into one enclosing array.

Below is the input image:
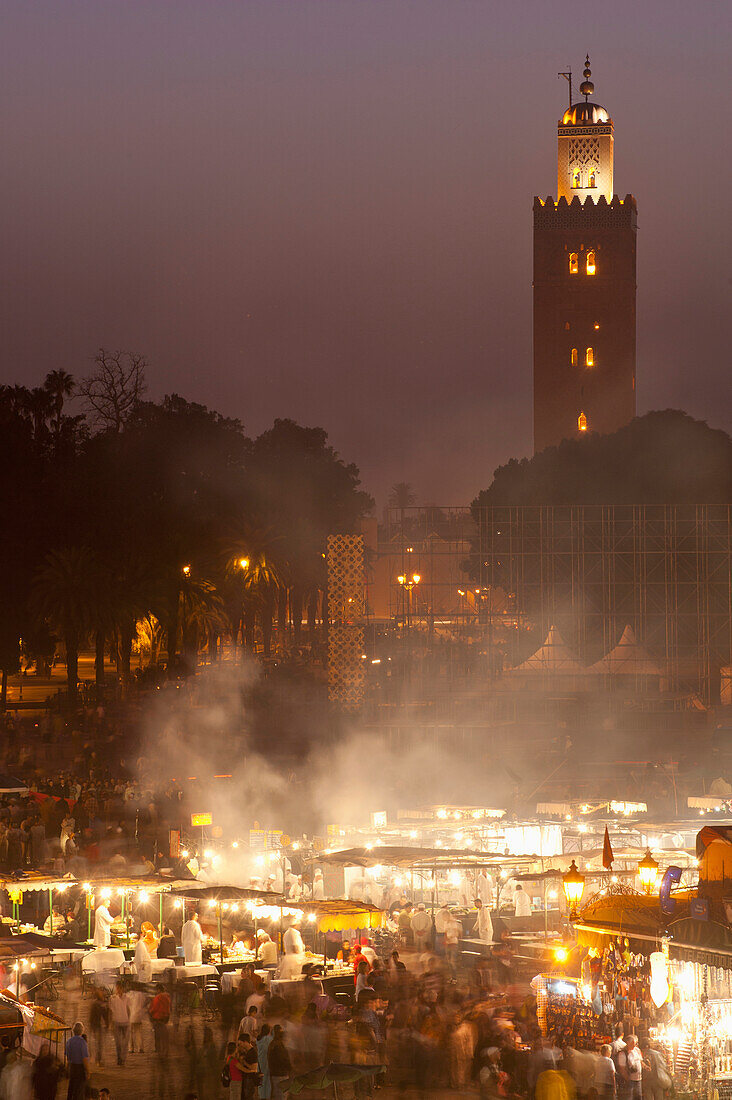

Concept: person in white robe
[[476, 870, 494, 908], [514, 884, 532, 917], [93, 903, 113, 948], [312, 870, 325, 900], [181, 913, 203, 964], [474, 899, 493, 944], [279, 919, 305, 979], [134, 935, 152, 982]]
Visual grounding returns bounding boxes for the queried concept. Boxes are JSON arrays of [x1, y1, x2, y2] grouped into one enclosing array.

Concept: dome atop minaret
[[561, 57, 609, 125]]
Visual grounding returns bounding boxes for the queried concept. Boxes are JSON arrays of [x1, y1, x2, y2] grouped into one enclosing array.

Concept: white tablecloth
[[220, 968, 272, 994], [220, 969, 242, 994], [174, 964, 217, 981], [127, 957, 174, 977], [49, 949, 86, 963], [82, 948, 125, 973]]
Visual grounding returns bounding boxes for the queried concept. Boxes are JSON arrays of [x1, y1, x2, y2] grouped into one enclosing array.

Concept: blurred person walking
[[109, 982, 130, 1066], [268, 1025, 291, 1100], [31, 1042, 61, 1100], [65, 1022, 90, 1100]]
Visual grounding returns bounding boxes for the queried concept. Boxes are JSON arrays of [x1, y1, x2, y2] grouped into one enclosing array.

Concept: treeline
[[0, 351, 373, 705]]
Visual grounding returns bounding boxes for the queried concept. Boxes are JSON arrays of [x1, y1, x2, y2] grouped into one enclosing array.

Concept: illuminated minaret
[[533, 57, 637, 453]]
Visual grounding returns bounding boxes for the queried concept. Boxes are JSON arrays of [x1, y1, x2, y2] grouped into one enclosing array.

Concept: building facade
[[533, 59, 637, 452]]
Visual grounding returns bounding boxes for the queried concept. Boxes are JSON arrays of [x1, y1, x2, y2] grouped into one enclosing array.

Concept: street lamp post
[[638, 849, 660, 895], [397, 573, 421, 632], [562, 859, 585, 920]]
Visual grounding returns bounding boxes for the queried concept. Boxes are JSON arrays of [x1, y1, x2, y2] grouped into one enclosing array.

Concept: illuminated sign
[[191, 812, 212, 827]]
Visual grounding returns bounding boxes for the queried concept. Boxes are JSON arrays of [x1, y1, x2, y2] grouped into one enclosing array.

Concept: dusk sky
[[3, 0, 730, 506]]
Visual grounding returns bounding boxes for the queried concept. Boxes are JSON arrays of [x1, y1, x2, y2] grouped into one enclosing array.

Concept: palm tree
[[222, 527, 285, 656], [388, 482, 417, 511], [177, 574, 229, 670], [44, 370, 75, 445], [30, 548, 96, 705], [22, 387, 53, 443]]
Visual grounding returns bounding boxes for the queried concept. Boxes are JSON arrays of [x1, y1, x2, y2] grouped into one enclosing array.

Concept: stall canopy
[[0, 875, 77, 894], [172, 884, 287, 904], [306, 900, 383, 933], [0, 775, 29, 794], [318, 846, 537, 871], [588, 625, 664, 677], [511, 626, 584, 674]]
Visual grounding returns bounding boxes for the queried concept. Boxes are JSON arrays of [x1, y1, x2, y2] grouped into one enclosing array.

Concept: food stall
[[84, 875, 188, 948], [0, 875, 78, 937], [299, 899, 384, 1000], [171, 883, 292, 980]]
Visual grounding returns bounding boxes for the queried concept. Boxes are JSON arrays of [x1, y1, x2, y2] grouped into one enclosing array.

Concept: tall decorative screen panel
[[327, 534, 365, 711]]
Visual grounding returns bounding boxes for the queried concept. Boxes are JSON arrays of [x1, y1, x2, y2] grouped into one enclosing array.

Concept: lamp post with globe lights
[[562, 860, 585, 920], [638, 849, 660, 895]]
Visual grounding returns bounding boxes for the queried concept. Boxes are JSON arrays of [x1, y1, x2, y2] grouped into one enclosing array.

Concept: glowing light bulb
[[139, 892, 149, 903], [232, 841, 239, 849]]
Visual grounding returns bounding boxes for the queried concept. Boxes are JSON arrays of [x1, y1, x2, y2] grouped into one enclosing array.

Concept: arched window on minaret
[[572, 171, 581, 189], [571, 348, 578, 366], [578, 412, 588, 432], [588, 170, 596, 188], [585, 347, 594, 367], [586, 250, 596, 275], [569, 253, 579, 275]]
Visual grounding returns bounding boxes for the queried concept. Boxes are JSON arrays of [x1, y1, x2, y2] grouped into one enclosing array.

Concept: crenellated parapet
[[533, 193, 637, 230]]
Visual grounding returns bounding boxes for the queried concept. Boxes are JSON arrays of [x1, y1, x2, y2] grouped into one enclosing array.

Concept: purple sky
[[2, 0, 730, 505]]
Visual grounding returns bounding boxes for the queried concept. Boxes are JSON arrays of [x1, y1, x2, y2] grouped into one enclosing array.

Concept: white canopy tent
[[511, 625, 584, 674], [588, 625, 664, 678]]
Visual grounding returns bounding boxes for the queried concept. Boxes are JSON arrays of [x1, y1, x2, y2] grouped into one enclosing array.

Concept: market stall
[[0, 874, 78, 936], [171, 883, 289, 968], [555, 828, 732, 1095], [84, 875, 186, 948]]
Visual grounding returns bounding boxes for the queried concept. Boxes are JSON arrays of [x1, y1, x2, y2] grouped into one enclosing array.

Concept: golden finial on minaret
[[580, 54, 594, 100]]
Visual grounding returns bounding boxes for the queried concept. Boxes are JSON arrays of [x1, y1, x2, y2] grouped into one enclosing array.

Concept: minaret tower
[[533, 57, 637, 452]]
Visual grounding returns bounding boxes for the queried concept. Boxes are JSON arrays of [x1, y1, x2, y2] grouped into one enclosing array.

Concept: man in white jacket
[[410, 904, 432, 953], [514, 884, 532, 917], [134, 935, 152, 983], [181, 913, 203, 964], [474, 899, 494, 944], [280, 919, 305, 978], [93, 903, 114, 948]]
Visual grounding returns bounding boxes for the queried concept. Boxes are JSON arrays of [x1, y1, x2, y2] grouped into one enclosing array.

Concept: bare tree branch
[[79, 349, 148, 431]]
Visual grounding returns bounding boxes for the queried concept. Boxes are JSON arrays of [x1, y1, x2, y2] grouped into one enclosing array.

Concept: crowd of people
[[0, 926, 674, 1100]]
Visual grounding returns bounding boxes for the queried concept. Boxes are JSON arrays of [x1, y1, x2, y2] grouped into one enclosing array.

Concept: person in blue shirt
[[65, 1021, 90, 1100]]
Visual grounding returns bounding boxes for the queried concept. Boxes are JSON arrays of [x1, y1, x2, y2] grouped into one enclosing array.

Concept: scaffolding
[[377, 504, 732, 704]]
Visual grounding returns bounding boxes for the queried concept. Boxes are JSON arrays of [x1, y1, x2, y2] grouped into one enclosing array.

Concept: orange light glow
[[569, 253, 578, 275], [578, 412, 588, 432], [586, 251, 596, 275]]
